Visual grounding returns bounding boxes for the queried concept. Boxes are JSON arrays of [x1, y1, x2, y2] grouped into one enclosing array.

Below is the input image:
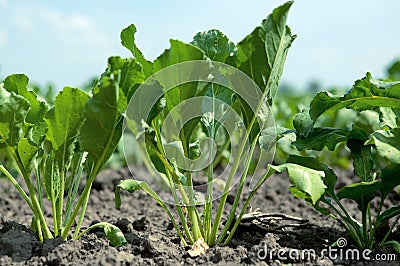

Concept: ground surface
[[0, 166, 399, 265]]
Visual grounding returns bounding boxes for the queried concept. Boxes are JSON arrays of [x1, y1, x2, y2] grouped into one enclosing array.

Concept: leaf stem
[[223, 166, 275, 245], [217, 137, 257, 244], [72, 184, 91, 240], [9, 149, 53, 239], [0, 165, 33, 210]]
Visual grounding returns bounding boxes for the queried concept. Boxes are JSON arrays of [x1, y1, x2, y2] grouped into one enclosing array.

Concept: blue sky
[[1, 0, 399, 91]]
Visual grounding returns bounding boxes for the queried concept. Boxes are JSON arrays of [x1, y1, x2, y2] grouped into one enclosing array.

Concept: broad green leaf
[[289, 186, 308, 200], [152, 39, 205, 152], [234, 1, 295, 142], [120, 24, 153, 77], [236, 1, 295, 99], [286, 155, 338, 197], [380, 164, 400, 198], [347, 137, 373, 182], [205, 84, 235, 107], [336, 180, 382, 210], [366, 129, 400, 164], [309, 73, 400, 122], [259, 126, 290, 152], [17, 138, 39, 174], [0, 86, 30, 150], [294, 127, 349, 151], [45, 87, 89, 172], [45, 87, 89, 151], [103, 224, 127, 247], [29, 121, 48, 146], [106, 56, 145, 100], [153, 39, 204, 76], [163, 141, 188, 170], [191, 29, 235, 63], [80, 76, 122, 176], [270, 163, 326, 204], [4, 74, 48, 124], [149, 153, 167, 175], [379, 107, 398, 129], [288, 186, 330, 215]]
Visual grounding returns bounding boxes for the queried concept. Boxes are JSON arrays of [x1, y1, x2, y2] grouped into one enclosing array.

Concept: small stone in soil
[[133, 216, 147, 231], [115, 217, 133, 233]]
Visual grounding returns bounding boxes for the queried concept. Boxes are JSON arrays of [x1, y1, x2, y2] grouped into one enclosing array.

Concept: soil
[[0, 166, 399, 265]]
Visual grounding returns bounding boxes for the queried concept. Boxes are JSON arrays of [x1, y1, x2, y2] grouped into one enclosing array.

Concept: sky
[[0, 0, 399, 91]]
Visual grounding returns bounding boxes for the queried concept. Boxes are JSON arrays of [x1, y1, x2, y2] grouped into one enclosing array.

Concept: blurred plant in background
[[387, 58, 400, 81], [2, 59, 400, 179]]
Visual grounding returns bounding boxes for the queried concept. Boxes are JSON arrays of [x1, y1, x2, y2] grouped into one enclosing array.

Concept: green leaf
[[17, 138, 39, 174], [29, 121, 48, 146], [44, 87, 89, 171], [45, 87, 89, 151], [270, 163, 326, 204], [379, 107, 398, 129], [80, 76, 122, 176], [152, 39, 205, 151], [153, 39, 204, 73], [4, 74, 48, 124], [366, 129, 400, 164], [294, 127, 349, 151], [0, 86, 30, 150], [43, 153, 60, 200], [286, 155, 338, 197], [309, 73, 400, 122], [103, 223, 127, 247], [347, 137, 373, 182], [377, 206, 400, 226], [380, 164, 400, 198], [259, 126, 292, 152], [382, 240, 400, 253], [336, 180, 382, 210], [105, 56, 145, 100], [236, 1, 296, 99], [234, 1, 295, 141], [191, 29, 236, 63], [120, 24, 153, 77]]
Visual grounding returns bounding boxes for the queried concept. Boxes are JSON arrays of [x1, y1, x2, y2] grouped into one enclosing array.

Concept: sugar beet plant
[[0, 71, 127, 246], [114, 1, 295, 249], [271, 73, 400, 251]]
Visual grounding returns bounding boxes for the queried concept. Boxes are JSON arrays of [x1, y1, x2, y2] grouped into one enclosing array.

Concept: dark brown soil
[[0, 167, 399, 265]]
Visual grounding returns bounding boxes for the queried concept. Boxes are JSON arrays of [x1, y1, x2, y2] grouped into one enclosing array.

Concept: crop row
[[1, 1, 400, 255]]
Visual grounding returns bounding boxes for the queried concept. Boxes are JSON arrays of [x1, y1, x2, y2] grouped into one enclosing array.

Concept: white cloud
[[11, 2, 108, 47], [41, 8, 108, 47], [69, 14, 93, 31]]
